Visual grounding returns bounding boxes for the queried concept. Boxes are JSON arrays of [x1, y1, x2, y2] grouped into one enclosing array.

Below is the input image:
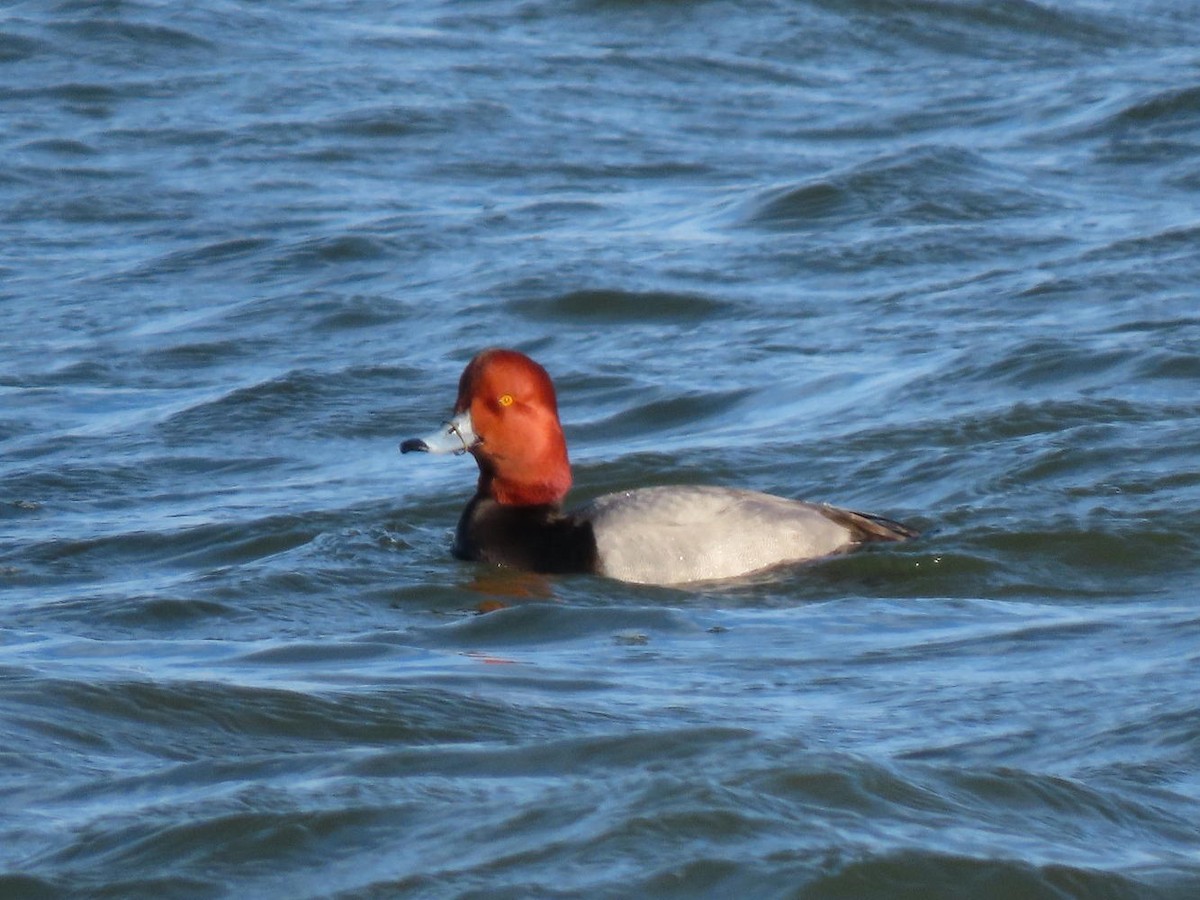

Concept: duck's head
[[402, 348, 572, 506]]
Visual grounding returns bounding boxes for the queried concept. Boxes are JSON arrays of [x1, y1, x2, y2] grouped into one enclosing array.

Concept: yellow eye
[[498, 394, 514, 407]]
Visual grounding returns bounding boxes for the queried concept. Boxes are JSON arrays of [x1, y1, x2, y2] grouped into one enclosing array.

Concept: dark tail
[[819, 505, 920, 544]]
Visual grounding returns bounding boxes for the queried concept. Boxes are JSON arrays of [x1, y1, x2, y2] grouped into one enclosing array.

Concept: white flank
[[581, 485, 855, 585]]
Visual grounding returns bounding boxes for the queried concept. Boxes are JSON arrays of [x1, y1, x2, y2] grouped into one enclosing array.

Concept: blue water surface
[[3, 1, 1200, 897]]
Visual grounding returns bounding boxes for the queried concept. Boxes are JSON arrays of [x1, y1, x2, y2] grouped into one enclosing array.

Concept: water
[[3, 0, 1200, 896]]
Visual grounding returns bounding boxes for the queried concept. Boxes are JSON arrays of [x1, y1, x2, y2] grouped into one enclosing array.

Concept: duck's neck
[[476, 470, 569, 507], [472, 444, 572, 507]]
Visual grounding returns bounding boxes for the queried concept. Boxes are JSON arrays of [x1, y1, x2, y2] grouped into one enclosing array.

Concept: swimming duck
[[401, 348, 917, 585]]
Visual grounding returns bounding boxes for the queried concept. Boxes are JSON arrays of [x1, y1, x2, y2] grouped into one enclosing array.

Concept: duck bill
[[400, 410, 477, 455]]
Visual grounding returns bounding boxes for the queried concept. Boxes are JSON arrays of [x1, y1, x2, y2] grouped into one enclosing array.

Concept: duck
[[401, 348, 918, 586]]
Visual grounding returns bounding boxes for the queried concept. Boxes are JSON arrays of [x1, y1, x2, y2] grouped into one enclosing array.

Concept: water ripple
[[4, 0, 1200, 895]]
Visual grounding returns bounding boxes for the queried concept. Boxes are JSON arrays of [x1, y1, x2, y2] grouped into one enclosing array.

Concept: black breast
[[453, 496, 599, 575]]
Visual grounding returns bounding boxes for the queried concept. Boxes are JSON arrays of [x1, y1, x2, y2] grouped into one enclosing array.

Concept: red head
[[451, 349, 572, 506]]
